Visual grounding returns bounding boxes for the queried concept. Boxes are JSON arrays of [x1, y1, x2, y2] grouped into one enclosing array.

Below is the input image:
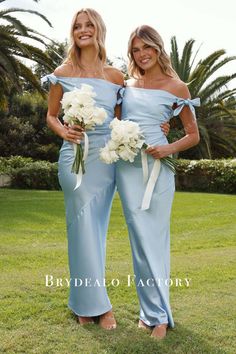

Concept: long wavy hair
[[64, 8, 107, 69], [128, 25, 178, 78]]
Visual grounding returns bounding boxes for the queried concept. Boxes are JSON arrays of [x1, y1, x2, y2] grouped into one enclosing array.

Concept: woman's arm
[[115, 104, 122, 119], [146, 84, 200, 159], [46, 83, 84, 144]]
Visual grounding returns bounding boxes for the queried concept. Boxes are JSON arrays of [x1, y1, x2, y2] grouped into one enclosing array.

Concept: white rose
[[109, 117, 120, 129], [79, 106, 95, 124], [100, 145, 119, 163], [80, 84, 97, 97], [107, 140, 119, 150], [118, 146, 137, 162], [63, 107, 82, 124], [111, 125, 130, 144], [61, 91, 75, 110], [74, 92, 95, 107], [93, 107, 107, 125], [62, 113, 72, 124]]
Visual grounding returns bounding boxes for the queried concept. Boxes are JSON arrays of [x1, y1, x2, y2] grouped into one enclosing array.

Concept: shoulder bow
[[173, 97, 200, 116], [40, 74, 58, 86], [116, 86, 125, 105]]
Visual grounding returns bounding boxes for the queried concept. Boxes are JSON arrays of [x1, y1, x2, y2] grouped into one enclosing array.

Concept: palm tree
[[0, 0, 54, 109], [170, 37, 236, 159], [33, 40, 67, 79]]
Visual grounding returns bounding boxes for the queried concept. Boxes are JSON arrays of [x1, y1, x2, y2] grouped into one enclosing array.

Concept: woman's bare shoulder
[[125, 78, 137, 87], [169, 78, 191, 98], [54, 63, 74, 77], [104, 65, 124, 85]]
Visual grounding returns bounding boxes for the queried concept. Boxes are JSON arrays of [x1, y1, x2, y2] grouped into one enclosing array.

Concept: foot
[[99, 310, 117, 330], [151, 323, 168, 339], [138, 319, 152, 330], [77, 316, 95, 325]]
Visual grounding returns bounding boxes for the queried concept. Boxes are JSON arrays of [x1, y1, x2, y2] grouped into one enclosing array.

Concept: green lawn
[[0, 189, 235, 354]]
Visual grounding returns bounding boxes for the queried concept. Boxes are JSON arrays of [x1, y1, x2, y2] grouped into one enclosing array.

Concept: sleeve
[[173, 97, 200, 117], [41, 73, 59, 87], [116, 86, 125, 105]]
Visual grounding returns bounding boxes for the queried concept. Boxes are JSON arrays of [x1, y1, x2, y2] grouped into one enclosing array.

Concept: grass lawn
[[0, 189, 235, 354]]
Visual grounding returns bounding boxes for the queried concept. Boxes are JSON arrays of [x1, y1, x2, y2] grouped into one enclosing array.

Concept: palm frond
[[179, 39, 195, 81], [0, 14, 29, 35], [200, 74, 236, 101], [0, 8, 52, 27], [170, 36, 180, 73]]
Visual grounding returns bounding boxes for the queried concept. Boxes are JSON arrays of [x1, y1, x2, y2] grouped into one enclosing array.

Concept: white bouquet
[[100, 118, 177, 210], [61, 84, 107, 181], [100, 118, 177, 173], [100, 118, 145, 163]]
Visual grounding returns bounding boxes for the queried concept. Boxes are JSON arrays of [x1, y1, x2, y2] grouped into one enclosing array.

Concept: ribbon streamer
[[141, 153, 161, 210], [141, 149, 149, 184], [74, 131, 89, 190]]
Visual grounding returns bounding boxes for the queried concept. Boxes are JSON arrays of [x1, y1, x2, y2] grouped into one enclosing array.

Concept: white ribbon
[[141, 152, 161, 210], [74, 131, 89, 190], [83, 132, 89, 161], [141, 149, 149, 184]]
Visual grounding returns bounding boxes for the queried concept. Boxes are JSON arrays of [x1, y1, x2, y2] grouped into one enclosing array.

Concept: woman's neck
[[143, 64, 164, 81], [79, 46, 101, 70]]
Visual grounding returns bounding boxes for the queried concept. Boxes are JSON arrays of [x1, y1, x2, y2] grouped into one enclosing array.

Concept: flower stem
[[71, 144, 85, 175], [142, 142, 177, 174]]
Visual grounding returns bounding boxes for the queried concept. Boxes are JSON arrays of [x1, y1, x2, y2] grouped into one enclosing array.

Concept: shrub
[[176, 159, 236, 194], [0, 156, 34, 174], [10, 160, 60, 190], [1, 157, 235, 193], [0, 92, 61, 162]]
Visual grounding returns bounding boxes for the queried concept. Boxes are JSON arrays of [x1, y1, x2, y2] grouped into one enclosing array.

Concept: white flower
[[118, 146, 137, 162], [60, 84, 107, 130], [60, 84, 108, 176], [77, 106, 95, 125], [109, 117, 120, 129], [99, 117, 176, 174], [100, 117, 145, 164], [93, 107, 107, 125], [76, 92, 95, 107], [100, 145, 119, 164], [107, 140, 118, 150], [61, 89, 78, 110], [111, 125, 129, 144], [109, 118, 143, 145], [80, 83, 97, 97]]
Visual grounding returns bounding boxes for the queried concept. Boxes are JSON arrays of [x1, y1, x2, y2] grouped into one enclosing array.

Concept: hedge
[[0, 157, 60, 190], [176, 159, 236, 194], [0, 156, 235, 193]]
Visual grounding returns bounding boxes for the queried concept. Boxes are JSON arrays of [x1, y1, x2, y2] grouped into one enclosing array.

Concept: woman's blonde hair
[[64, 8, 107, 69], [128, 25, 178, 78]]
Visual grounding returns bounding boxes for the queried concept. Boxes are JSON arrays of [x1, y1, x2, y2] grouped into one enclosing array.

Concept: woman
[[116, 25, 200, 339], [43, 8, 124, 330]]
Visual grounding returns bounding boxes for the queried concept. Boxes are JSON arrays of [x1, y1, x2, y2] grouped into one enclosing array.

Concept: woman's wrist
[[168, 143, 178, 155]]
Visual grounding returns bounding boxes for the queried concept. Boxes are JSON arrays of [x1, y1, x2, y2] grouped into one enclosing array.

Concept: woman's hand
[[160, 121, 170, 136], [63, 124, 84, 144], [145, 144, 172, 159]]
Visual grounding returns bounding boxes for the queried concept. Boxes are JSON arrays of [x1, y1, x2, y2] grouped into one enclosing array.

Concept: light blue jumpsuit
[[43, 75, 122, 317], [116, 87, 199, 328]]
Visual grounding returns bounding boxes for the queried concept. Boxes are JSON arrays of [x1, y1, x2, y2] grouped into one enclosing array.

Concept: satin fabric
[[43, 75, 122, 316], [116, 87, 199, 328]]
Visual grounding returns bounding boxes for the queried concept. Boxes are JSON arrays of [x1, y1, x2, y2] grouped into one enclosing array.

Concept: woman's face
[[131, 36, 158, 71], [73, 12, 96, 48]]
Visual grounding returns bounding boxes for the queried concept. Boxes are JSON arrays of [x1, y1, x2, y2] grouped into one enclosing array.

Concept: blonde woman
[[116, 25, 200, 339], [43, 8, 124, 330]]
